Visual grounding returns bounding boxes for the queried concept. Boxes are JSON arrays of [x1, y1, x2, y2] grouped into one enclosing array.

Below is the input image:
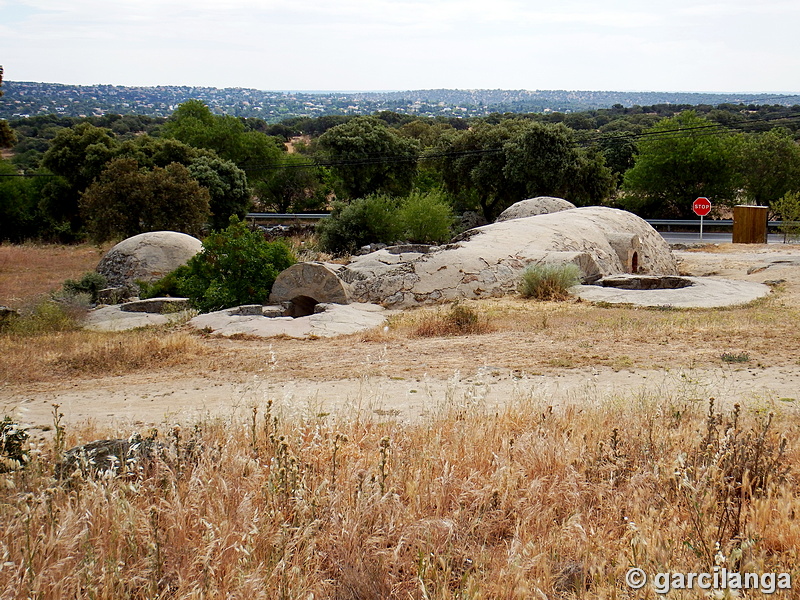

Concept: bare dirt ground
[[3, 243, 800, 436]]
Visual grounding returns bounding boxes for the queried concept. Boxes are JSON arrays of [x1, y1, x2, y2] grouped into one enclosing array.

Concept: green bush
[[316, 194, 401, 255], [61, 271, 107, 303], [171, 217, 296, 313], [397, 190, 455, 244], [137, 265, 190, 300], [773, 191, 800, 242], [317, 191, 455, 255], [518, 262, 582, 301]]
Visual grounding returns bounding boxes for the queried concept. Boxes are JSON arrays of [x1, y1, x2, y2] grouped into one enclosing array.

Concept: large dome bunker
[[96, 231, 202, 291], [271, 203, 689, 310]]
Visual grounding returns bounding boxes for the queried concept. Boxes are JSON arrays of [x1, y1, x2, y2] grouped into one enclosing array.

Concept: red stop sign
[[693, 197, 711, 217]]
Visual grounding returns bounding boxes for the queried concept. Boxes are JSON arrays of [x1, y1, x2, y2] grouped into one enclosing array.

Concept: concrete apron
[[572, 276, 771, 308]]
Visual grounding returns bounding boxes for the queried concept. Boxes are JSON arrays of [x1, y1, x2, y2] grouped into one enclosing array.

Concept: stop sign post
[[693, 197, 711, 241]]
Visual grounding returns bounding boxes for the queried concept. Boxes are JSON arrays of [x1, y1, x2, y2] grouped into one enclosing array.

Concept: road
[[658, 231, 787, 244]]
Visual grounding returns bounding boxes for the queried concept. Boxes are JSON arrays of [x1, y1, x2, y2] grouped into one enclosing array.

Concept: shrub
[[61, 271, 107, 303], [317, 191, 456, 255], [137, 265, 190, 300], [413, 301, 493, 337], [518, 262, 582, 300], [773, 191, 800, 242], [316, 194, 401, 255], [397, 190, 456, 244], [175, 217, 296, 312]]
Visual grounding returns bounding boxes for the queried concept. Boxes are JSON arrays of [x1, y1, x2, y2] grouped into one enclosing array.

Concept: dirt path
[[3, 243, 800, 436]]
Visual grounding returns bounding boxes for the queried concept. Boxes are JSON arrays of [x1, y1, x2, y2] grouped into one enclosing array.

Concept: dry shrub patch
[[1, 395, 798, 598], [410, 302, 495, 337], [518, 262, 582, 301]]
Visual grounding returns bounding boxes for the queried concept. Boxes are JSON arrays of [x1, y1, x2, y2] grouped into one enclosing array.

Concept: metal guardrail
[[246, 213, 796, 229], [646, 219, 796, 231], [246, 213, 330, 221]]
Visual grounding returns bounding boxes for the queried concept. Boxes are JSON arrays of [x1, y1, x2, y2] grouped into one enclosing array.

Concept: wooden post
[[732, 205, 768, 244]]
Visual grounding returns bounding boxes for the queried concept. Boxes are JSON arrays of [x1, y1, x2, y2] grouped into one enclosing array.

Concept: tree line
[[2, 84, 800, 244]]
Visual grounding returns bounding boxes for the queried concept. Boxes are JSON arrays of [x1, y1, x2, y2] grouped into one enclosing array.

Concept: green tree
[[621, 111, 742, 218], [187, 155, 251, 230], [163, 99, 284, 165], [116, 135, 208, 169], [177, 217, 296, 312], [252, 154, 328, 213], [435, 120, 524, 219], [115, 135, 250, 228], [41, 122, 119, 229], [317, 116, 420, 199], [0, 66, 17, 148], [436, 119, 613, 220], [739, 128, 800, 206], [773, 191, 800, 241], [0, 160, 38, 241], [80, 158, 210, 242], [503, 121, 606, 202]]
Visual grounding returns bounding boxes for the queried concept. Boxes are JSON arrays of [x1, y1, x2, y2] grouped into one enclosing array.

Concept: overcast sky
[[2, 0, 799, 93]]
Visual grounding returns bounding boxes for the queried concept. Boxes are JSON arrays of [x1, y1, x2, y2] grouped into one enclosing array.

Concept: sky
[[2, 0, 799, 93]]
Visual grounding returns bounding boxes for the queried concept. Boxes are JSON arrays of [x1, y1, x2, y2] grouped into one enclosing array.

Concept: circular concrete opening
[[288, 295, 318, 317], [599, 275, 693, 290]]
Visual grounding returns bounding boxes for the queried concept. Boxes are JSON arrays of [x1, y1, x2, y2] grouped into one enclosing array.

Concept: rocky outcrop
[[96, 231, 202, 291], [56, 434, 158, 479]]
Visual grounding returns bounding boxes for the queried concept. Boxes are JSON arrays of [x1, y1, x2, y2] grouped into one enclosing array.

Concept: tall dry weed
[[1, 391, 797, 598]]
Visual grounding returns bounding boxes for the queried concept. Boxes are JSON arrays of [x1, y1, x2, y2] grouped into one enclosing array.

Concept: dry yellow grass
[[2, 291, 799, 386], [1, 393, 798, 598], [2, 243, 800, 597], [0, 328, 208, 384], [0, 243, 109, 309]]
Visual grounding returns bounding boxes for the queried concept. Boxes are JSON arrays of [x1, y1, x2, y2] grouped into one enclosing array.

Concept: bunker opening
[[598, 275, 693, 291], [287, 295, 319, 318]]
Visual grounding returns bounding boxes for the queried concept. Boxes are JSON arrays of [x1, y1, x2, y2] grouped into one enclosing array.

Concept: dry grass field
[[1, 242, 800, 598], [0, 243, 109, 309]]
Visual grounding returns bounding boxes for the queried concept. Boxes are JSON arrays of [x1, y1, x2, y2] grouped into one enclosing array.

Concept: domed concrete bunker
[[270, 202, 679, 309]]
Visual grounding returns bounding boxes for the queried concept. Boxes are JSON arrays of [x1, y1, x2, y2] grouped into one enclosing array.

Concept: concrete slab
[[84, 305, 193, 332], [188, 302, 392, 338], [572, 276, 771, 308]]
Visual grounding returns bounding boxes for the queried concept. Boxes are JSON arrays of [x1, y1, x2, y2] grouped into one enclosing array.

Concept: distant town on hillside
[[3, 81, 800, 121]]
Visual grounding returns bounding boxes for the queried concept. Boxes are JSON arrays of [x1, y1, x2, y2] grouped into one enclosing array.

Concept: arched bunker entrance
[[286, 295, 319, 317], [270, 262, 352, 315]]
